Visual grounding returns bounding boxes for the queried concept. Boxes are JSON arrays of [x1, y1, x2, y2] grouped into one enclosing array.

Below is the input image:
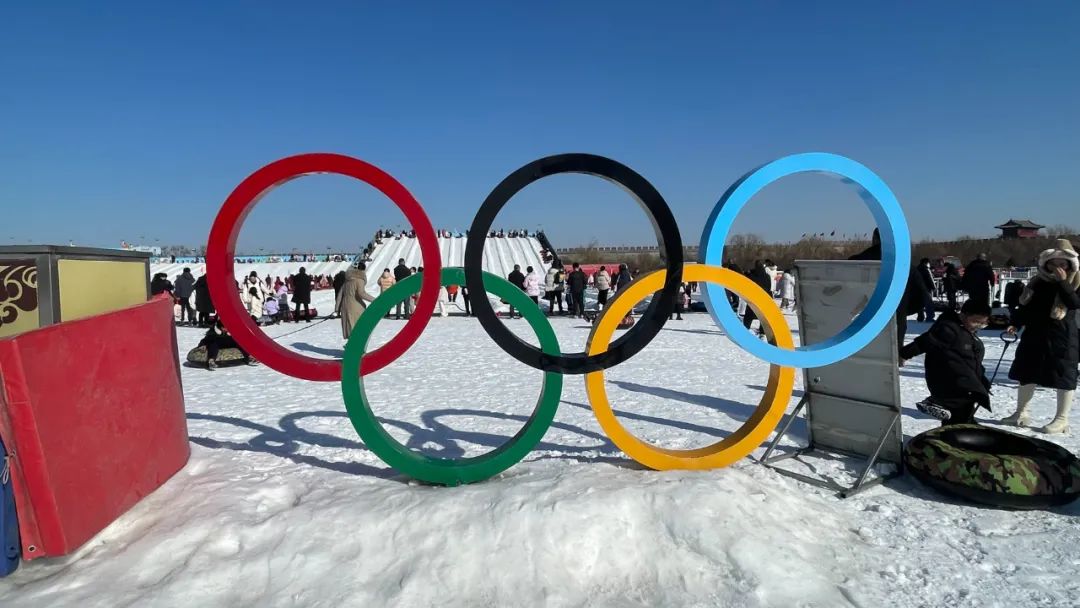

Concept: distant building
[[119, 241, 162, 256], [995, 219, 1044, 239]]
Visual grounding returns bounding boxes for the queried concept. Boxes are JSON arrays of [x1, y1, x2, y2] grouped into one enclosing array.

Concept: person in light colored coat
[[779, 271, 796, 310], [524, 266, 542, 303], [240, 274, 268, 320], [377, 269, 396, 292], [594, 267, 612, 309], [337, 263, 376, 340], [544, 266, 563, 315]]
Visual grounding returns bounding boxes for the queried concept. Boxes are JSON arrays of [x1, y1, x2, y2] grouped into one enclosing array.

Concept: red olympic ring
[[206, 153, 442, 381]]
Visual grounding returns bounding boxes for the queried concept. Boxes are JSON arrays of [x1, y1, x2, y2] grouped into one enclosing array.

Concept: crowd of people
[[717, 259, 795, 335], [844, 230, 1080, 436], [328, 257, 700, 326], [164, 231, 1080, 434], [907, 253, 1000, 323], [371, 228, 538, 243], [152, 253, 353, 265], [152, 265, 333, 329]]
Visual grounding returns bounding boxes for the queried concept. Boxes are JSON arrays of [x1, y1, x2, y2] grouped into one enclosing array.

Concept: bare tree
[[1047, 224, 1078, 238]]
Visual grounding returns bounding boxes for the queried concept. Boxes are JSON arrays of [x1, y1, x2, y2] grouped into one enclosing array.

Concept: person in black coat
[[849, 228, 908, 352], [507, 265, 526, 319], [508, 264, 525, 290], [900, 300, 992, 425], [567, 262, 588, 318], [194, 274, 215, 327], [614, 264, 633, 292], [742, 261, 773, 335], [173, 268, 197, 325], [393, 258, 412, 319], [961, 253, 996, 307], [914, 258, 936, 322], [1003, 279, 1024, 315], [150, 273, 174, 296], [332, 270, 347, 317], [291, 267, 314, 322], [1002, 239, 1080, 434], [723, 262, 743, 310], [943, 263, 961, 311]]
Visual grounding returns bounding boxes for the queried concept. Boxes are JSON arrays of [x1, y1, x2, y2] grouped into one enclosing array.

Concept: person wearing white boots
[[1001, 239, 1080, 434]]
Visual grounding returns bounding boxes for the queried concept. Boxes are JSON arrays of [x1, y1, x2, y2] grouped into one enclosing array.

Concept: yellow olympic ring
[[585, 264, 796, 470]]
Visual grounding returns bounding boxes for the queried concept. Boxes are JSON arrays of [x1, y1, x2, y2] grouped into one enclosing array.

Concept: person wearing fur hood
[[240, 272, 268, 321], [336, 262, 376, 340], [1002, 239, 1080, 434]]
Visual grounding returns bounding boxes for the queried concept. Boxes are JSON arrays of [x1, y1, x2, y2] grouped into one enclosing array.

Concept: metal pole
[[845, 411, 899, 496], [760, 395, 807, 464], [989, 331, 1019, 385]]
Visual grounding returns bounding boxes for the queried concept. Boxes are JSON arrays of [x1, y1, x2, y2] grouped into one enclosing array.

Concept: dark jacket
[[748, 265, 771, 294], [943, 266, 961, 294], [393, 264, 411, 282], [198, 322, 228, 347], [151, 275, 173, 296], [174, 272, 196, 299], [333, 271, 347, 294], [962, 259, 995, 297], [908, 264, 933, 309], [194, 275, 214, 314], [615, 270, 633, 291], [1008, 279, 1080, 390], [1004, 281, 1024, 309], [903, 271, 929, 316], [850, 242, 910, 351], [568, 269, 587, 292], [900, 310, 991, 408], [292, 272, 313, 304], [508, 270, 526, 290], [916, 265, 934, 293]]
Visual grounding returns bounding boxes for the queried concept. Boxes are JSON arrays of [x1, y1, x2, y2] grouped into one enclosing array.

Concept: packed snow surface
[[1, 290, 1077, 607]]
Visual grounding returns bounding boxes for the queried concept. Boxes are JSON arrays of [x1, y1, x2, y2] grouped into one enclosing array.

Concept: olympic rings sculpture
[[207, 152, 910, 485]]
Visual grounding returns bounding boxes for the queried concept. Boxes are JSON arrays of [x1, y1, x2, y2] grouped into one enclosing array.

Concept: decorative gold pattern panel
[[0, 260, 40, 338]]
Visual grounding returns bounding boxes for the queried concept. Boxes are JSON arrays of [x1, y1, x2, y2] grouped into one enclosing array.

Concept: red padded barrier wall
[[0, 295, 188, 559]]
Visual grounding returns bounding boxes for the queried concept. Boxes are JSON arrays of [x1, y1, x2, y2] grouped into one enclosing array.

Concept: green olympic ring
[[341, 267, 563, 485]]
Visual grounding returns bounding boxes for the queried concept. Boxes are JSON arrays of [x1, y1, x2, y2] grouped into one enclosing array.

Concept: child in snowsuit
[[263, 294, 280, 324], [899, 299, 992, 425]]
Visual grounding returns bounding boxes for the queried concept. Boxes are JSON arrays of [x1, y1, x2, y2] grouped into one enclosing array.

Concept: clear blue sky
[[3, 2, 1079, 253]]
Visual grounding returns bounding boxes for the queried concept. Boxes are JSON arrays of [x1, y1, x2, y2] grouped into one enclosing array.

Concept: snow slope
[[365, 235, 550, 312], [1, 292, 1077, 607], [366, 235, 549, 289]]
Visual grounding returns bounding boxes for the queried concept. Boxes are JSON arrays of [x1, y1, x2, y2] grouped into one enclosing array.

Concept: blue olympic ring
[[699, 152, 911, 368]]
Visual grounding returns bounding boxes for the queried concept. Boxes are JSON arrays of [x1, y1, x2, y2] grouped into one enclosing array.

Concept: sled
[[186, 346, 248, 367]]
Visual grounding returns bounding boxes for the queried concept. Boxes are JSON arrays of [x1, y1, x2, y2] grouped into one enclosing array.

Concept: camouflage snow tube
[[186, 345, 247, 367], [905, 424, 1080, 509]]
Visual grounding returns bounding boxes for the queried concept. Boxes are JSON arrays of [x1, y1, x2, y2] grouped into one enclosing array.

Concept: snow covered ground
[[1, 289, 1078, 607]]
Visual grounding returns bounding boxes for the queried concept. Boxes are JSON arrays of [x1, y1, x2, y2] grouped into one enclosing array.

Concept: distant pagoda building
[[995, 219, 1044, 239]]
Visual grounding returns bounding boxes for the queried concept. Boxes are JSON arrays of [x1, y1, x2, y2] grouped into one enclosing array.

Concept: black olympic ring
[[464, 153, 684, 374]]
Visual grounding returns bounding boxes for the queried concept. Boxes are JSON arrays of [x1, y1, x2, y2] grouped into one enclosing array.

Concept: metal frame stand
[[759, 396, 903, 498]]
